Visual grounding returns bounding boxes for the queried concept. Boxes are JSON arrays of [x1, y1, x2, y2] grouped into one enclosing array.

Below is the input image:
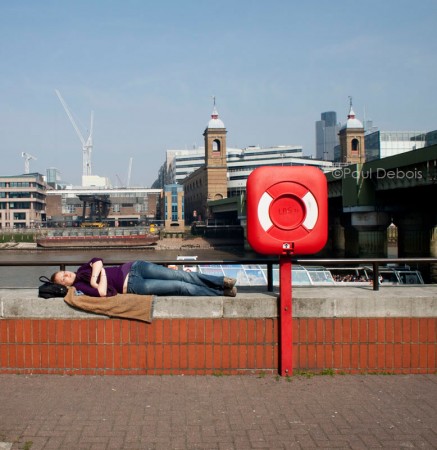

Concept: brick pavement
[[0, 374, 436, 449]]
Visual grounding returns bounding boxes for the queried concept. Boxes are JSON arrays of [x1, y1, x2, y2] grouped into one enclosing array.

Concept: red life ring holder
[[247, 166, 328, 255]]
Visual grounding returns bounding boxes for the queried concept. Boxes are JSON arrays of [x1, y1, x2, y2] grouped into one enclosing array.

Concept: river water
[[0, 246, 261, 288]]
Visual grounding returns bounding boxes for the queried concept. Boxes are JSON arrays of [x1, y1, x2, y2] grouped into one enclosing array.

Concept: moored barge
[[36, 229, 159, 248]]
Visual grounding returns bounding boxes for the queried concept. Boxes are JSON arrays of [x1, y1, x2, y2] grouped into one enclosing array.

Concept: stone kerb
[[1, 286, 436, 319]]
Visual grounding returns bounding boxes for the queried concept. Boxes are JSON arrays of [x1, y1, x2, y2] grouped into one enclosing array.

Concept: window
[[65, 204, 76, 213], [10, 182, 30, 187], [9, 202, 30, 209], [9, 192, 30, 199], [212, 139, 221, 153], [351, 139, 360, 152]]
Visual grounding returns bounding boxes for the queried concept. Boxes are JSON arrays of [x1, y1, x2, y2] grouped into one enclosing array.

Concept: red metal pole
[[279, 254, 293, 376]]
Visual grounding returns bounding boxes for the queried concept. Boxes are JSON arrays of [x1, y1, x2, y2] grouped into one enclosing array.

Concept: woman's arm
[[96, 268, 108, 296], [90, 260, 108, 297]]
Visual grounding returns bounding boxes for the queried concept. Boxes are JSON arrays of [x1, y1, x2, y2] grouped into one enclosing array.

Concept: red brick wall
[[0, 318, 435, 375]]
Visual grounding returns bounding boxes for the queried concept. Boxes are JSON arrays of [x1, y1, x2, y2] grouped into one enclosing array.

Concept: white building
[[161, 144, 334, 196], [226, 146, 333, 196]]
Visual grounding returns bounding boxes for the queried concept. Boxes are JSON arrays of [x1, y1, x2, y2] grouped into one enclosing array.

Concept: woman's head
[[51, 270, 76, 287]]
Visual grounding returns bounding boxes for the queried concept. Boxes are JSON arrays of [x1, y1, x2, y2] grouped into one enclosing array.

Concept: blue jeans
[[127, 261, 225, 296]]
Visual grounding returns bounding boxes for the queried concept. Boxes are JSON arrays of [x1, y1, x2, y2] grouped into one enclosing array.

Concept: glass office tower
[[316, 111, 340, 161]]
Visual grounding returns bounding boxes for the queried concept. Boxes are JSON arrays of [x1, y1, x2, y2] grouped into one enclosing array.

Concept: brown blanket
[[64, 287, 154, 323]]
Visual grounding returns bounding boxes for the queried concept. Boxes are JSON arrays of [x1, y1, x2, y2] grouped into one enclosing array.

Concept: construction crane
[[115, 158, 133, 188], [21, 152, 37, 174], [126, 157, 133, 188], [55, 89, 94, 178]]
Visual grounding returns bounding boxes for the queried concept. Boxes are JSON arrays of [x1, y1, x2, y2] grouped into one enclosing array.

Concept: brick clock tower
[[203, 99, 228, 200], [339, 98, 365, 164]]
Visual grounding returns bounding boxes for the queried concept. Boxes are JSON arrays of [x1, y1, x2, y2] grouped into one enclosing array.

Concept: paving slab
[[0, 374, 436, 449]]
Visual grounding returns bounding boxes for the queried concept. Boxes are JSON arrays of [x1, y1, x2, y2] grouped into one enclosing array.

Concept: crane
[[126, 157, 133, 188], [21, 152, 37, 174], [115, 158, 133, 188], [115, 174, 124, 188], [55, 89, 94, 178]]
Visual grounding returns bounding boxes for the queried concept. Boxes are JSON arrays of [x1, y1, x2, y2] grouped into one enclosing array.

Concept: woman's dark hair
[[50, 272, 59, 283]]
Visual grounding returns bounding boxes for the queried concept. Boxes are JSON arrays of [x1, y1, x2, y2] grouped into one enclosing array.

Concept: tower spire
[[211, 95, 219, 119], [347, 96, 356, 119], [207, 96, 224, 128]]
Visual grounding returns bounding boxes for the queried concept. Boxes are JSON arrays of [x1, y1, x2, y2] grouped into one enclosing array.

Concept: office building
[[315, 111, 340, 161], [226, 146, 333, 197], [162, 184, 184, 229], [45, 187, 161, 226], [157, 143, 332, 198], [0, 173, 47, 228], [46, 168, 61, 186], [365, 131, 426, 161], [425, 130, 437, 147]]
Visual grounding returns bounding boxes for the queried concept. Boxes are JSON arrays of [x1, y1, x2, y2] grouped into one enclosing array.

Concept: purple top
[[73, 258, 133, 297]]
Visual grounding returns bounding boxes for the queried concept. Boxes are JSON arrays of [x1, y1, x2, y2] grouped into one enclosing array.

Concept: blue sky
[[1, 0, 436, 186]]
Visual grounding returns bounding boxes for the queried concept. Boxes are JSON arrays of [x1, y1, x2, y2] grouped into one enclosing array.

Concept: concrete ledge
[[292, 286, 437, 318], [0, 286, 436, 319]]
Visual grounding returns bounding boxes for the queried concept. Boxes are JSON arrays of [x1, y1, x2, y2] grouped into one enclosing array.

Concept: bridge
[[208, 144, 437, 277], [326, 143, 437, 262]]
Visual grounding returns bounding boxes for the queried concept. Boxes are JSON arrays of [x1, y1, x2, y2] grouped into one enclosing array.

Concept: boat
[[177, 260, 424, 287], [36, 228, 159, 248], [327, 264, 424, 285]]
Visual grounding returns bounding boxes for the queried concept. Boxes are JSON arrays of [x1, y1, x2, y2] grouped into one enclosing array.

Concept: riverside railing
[[0, 257, 436, 292]]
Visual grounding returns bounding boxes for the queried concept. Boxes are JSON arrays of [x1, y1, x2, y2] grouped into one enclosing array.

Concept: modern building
[[0, 173, 47, 229], [45, 187, 161, 227], [46, 168, 61, 186], [226, 146, 333, 197], [159, 144, 309, 189], [161, 184, 184, 229], [165, 148, 206, 185], [425, 130, 437, 147], [364, 130, 426, 162], [315, 111, 340, 161]]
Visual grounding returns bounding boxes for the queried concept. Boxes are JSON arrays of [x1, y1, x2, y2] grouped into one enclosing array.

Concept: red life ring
[[257, 181, 319, 242]]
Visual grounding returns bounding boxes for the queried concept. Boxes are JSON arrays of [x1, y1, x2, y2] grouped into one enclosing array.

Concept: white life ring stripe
[[258, 192, 274, 231], [302, 191, 318, 230]]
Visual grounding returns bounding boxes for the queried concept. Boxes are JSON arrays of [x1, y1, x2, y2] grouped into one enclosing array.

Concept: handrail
[[0, 257, 436, 292]]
